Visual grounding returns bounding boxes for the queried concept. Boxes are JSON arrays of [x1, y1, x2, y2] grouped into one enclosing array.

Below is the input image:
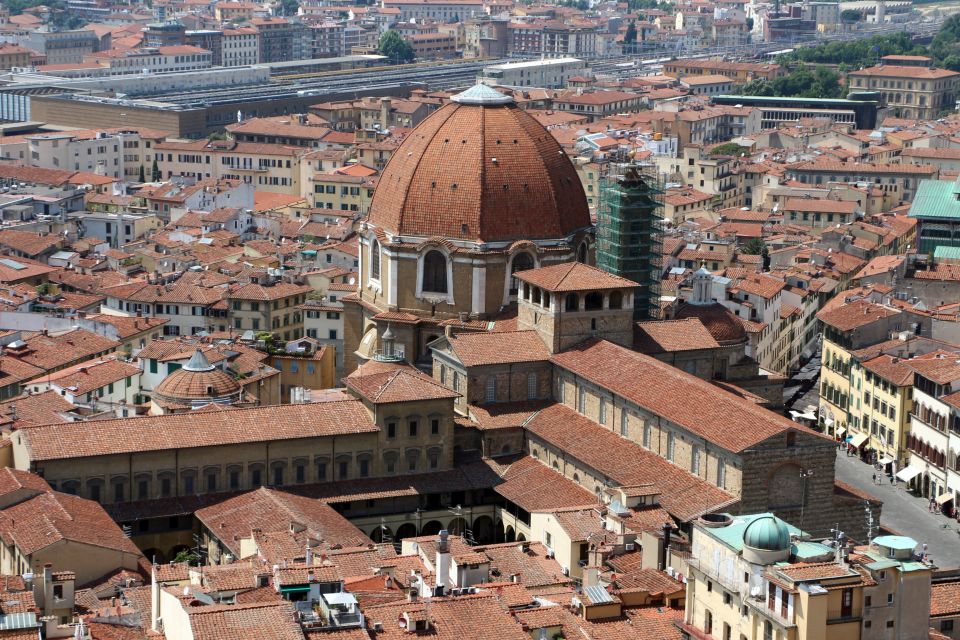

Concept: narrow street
[[835, 453, 960, 568]]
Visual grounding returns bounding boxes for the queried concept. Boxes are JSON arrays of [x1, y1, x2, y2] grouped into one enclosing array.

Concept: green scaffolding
[[596, 164, 664, 321]]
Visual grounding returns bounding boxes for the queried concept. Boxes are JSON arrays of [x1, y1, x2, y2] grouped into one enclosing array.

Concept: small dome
[[154, 349, 241, 404], [743, 515, 791, 552]]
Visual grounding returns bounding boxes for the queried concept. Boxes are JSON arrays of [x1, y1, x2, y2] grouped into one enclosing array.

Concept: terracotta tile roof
[[344, 366, 458, 404], [0, 355, 44, 387], [0, 467, 51, 497], [43, 356, 139, 395], [733, 273, 786, 300], [187, 601, 304, 640], [931, 582, 960, 617], [634, 318, 719, 353], [483, 454, 595, 512], [815, 299, 900, 331], [367, 99, 590, 243], [227, 282, 312, 301], [553, 339, 819, 453], [525, 403, 736, 521], [515, 262, 637, 292], [364, 593, 529, 640], [467, 400, 551, 430], [0, 255, 59, 284], [907, 352, 960, 385], [0, 490, 141, 557], [861, 354, 914, 387], [200, 563, 272, 593], [0, 229, 62, 257], [782, 198, 858, 214], [773, 561, 857, 582], [446, 330, 551, 367], [17, 399, 378, 461], [788, 159, 937, 175], [13, 329, 120, 373], [849, 64, 959, 79]]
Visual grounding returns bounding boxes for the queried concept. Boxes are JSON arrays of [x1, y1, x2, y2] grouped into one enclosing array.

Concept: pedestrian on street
[[890, 474, 894, 486], [872, 473, 877, 485]]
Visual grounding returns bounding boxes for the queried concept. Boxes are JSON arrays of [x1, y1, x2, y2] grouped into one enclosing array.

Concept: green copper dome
[[743, 515, 791, 551]]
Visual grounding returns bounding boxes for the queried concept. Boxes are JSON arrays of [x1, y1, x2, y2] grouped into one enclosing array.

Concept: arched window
[[509, 252, 534, 295], [609, 290, 623, 309], [370, 239, 381, 281], [565, 293, 579, 311], [422, 250, 448, 294], [585, 291, 603, 311], [577, 242, 588, 263]]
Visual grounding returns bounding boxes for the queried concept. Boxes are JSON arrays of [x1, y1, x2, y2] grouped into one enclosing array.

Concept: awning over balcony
[[849, 433, 869, 448]]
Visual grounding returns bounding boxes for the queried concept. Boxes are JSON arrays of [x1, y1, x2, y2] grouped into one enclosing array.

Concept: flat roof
[[712, 94, 877, 106], [484, 57, 583, 70]]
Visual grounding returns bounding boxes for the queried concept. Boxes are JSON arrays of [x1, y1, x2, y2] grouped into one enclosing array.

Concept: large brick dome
[[367, 84, 591, 243]]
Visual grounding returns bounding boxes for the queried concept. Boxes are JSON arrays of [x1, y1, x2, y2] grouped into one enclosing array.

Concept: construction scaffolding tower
[[596, 163, 664, 321]]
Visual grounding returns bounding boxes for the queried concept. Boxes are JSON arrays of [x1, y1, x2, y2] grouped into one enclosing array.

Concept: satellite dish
[[348, 277, 356, 285]]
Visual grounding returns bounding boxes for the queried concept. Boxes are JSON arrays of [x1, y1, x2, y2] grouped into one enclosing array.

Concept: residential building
[[26, 28, 99, 65], [786, 160, 936, 203], [683, 514, 931, 640], [83, 45, 213, 74], [227, 280, 312, 340], [0, 43, 32, 69], [222, 27, 260, 67], [27, 355, 141, 411], [848, 61, 960, 120], [478, 57, 585, 89]]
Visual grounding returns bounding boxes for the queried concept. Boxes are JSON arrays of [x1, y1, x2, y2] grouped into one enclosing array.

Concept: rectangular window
[[161, 478, 171, 497], [114, 483, 124, 502], [717, 460, 726, 489], [206, 474, 216, 492], [643, 421, 651, 448], [295, 465, 305, 483], [184, 475, 194, 494], [229, 471, 239, 489], [251, 469, 262, 487], [667, 433, 675, 462], [692, 445, 700, 475], [527, 373, 537, 400], [409, 420, 418, 437], [599, 398, 607, 425], [387, 422, 397, 438], [578, 387, 586, 413], [273, 466, 283, 486], [431, 419, 440, 435], [317, 462, 327, 481], [138, 480, 148, 500], [359, 459, 369, 477], [339, 461, 348, 479], [620, 411, 628, 436]]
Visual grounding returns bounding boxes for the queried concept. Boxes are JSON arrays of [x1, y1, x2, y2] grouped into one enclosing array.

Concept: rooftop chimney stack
[[435, 530, 450, 597]]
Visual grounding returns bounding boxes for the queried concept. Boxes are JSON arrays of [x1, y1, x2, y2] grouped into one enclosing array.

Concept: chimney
[[435, 530, 450, 597], [151, 563, 160, 633], [42, 564, 53, 617], [659, 522, 671, 571]]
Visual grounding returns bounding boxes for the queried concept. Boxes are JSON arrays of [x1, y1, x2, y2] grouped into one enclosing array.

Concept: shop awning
[[836, 427, 846, 437], [896, 465, 923, 482], [878, 456, 894, 465], [849, 433, 869, 448], [937, 492, 954, 505], [790, 410, 817, 421]]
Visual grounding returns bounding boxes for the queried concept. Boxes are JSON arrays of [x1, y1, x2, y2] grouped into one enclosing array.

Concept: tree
[[151, 158, 160, 182], [279, 0, 298, 16], [624, 21, 637, 44], [709, 142, 745, 157], [742, 237, 766, 255], [378, 29, 414, 64], [173, 550, 201, 566], [138, 164, 145, 183], [840, 9, 861, 23]]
